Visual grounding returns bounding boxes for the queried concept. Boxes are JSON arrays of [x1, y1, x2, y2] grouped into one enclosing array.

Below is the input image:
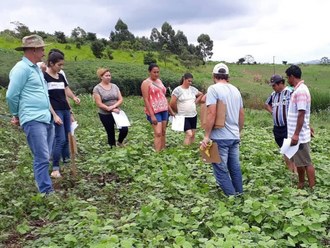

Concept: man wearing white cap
[[201, 63, 244, 196], [6, 34, 55, 194]]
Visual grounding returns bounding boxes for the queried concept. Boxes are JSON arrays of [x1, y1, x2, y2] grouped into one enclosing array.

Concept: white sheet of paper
[[71, 121, 78, 135], [280, 138, 300, 159], [112, 110, 131, 128], [171, 115, 185, 132]]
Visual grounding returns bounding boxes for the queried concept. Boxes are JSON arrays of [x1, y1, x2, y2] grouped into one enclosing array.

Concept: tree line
[[1, 20, 214, 68]]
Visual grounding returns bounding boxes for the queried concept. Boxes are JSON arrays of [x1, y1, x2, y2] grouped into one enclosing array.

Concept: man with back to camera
[[285, 65, 315, 189], [6, 34, 55, 194], [265, 74, 297, 174], [200, 63, 244, 196]]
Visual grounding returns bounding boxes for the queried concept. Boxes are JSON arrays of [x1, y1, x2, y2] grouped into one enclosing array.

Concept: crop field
[[0, 91, 329, 247]]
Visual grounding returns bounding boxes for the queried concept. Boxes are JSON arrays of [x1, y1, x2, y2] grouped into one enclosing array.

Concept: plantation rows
[[0, 94, 329, 247]]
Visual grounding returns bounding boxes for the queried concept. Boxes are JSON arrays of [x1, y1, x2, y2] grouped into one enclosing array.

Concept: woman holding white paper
[[170, 73, 203, 145], [93, 68, 128, 148]]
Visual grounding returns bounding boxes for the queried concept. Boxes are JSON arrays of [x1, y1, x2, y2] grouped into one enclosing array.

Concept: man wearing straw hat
[[6, 34, 55, 194]]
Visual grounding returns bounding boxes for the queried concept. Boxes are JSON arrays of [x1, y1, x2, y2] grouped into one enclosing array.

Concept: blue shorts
[[146, 111, 169, 123]]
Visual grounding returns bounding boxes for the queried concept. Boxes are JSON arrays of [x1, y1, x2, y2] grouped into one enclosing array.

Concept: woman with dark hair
[[170, 73, 203, 145], [44, 51, 75, 178], [141, 63, 174, 151], [93, 68, 128, 148]]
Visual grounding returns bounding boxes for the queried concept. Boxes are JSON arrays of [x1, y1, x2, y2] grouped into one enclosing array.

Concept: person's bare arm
[[141, 80, 157, 125], [201, 104, 216, 148], [265, 104, 272, 113], [50, 105, 63, 125], [239, 107, 244, 133], [65, 87, 80, 104], [93, 93, 111, 112], [169, 95, 178, 113], [195, 91, 204, 104], [291, 110, 305, 146]]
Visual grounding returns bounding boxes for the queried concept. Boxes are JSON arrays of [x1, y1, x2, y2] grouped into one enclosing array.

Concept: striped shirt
[[266, 86, 292, 127], [287, 81, 311, 143]]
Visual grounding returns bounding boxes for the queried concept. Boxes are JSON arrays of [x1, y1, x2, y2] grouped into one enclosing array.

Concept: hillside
[[1, 35, 330, 111]]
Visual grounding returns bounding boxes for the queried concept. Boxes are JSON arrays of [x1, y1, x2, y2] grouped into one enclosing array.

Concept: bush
[[143, 52, 157, 65], [64, 60, 182, 96]]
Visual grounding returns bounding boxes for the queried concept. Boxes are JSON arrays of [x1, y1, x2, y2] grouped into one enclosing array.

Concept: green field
[[1, 34, 330, 112], [0, 90, 330, 247], [1, 34, 330, 247]]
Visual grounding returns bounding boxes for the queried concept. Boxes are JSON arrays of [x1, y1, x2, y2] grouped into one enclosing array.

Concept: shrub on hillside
[[143, 52, 157, 65], [64, 60, 183, 96]]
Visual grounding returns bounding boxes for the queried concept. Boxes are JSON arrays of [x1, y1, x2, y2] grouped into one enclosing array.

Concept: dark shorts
[[273, 125, 287, 147], [184, 115, 197, 131], [146, 111, 169, 123], [291, 142, 312, 167]]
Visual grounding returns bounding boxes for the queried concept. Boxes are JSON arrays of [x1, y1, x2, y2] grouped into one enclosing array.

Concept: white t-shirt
[[172, 86, 199, 117]]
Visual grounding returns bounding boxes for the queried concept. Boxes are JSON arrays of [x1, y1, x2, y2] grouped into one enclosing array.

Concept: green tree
[[158, 44, 171, 67], [10, 21, 30, 38], [86, 32, 97, 42], [71, 26, 87, 44], [172, 30, 188, 55], [197, 34, 213, 61], [91, 40, 105, 58], [109, 18, 135, 42], [237, 58, 245, 65], [150, 28, 161, 50], [143, 51, 157, 65], [54, 31, 67, 43], [160, 22, 175, 52]]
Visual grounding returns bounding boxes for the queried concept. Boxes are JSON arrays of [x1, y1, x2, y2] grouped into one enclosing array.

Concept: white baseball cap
[[212, 63, 229, 75]]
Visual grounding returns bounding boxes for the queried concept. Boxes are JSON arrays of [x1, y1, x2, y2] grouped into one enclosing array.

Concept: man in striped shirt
[[265, 74, 296, 173], [285, 65, 315, 189]]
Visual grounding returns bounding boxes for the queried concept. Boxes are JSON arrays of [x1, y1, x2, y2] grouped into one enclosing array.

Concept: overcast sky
[[1, 0, 329, 63]]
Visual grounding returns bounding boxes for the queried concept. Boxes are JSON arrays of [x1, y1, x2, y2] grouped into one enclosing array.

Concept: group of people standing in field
[[6, 34, 315, 197]]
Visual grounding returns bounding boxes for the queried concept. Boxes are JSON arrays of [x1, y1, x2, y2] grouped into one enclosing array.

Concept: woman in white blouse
[[170, 73, 203, 145]]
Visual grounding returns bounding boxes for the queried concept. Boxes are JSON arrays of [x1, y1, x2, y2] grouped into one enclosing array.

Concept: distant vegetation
[[0, 22, 329, 247], [0, 21, 329, 112], [1, 20, 213, 67]]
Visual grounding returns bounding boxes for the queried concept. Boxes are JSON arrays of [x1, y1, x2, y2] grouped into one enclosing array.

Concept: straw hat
[[15, 34, 49, 51]]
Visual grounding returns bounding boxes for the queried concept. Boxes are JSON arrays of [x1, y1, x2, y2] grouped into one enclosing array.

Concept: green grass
[[1, 35, 329, 111], [0, 90, 329, 247]]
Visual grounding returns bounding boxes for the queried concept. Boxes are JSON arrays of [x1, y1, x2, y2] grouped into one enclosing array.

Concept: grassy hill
[[1, 35, 330, 110]]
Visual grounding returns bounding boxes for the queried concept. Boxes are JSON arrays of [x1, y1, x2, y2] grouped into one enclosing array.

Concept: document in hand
[[112, 110, 131, 128], [280, 138, 300, 159], [200, 141, 221, 163], [200, 100, 226, 129], [171, 115, 185, 131]]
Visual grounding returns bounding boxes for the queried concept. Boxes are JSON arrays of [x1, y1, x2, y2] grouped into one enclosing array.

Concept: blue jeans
[[212, 139, 243, 196], [53, 110, 71, 170], [22, 121, 54, 194]]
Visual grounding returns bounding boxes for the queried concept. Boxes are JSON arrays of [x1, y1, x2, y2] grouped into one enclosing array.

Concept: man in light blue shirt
[[201, 63, 244, 196], [6, 34, 55, 194]]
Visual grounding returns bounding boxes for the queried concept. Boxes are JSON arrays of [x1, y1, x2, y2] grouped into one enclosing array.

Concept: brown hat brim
[[15, 43, 50, 51]]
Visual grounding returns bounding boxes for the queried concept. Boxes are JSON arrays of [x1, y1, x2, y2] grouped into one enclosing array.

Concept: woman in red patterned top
[[141, 63, 174, 151]]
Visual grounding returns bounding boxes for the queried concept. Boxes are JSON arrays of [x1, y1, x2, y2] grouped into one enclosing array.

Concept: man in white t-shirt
[[286, 65, 315, 189]]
